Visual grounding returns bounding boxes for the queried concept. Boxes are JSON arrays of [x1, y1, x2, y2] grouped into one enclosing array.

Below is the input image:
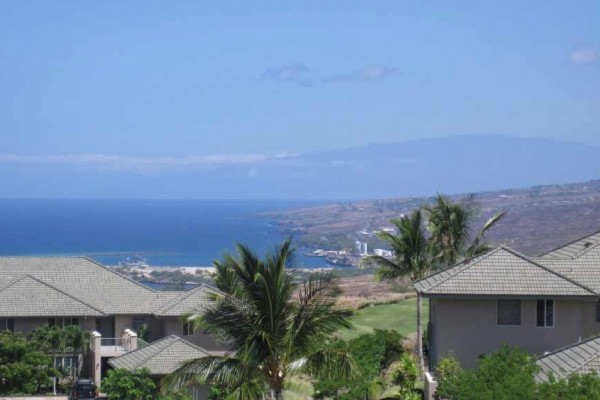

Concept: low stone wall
[[423, 371, 438, 400]]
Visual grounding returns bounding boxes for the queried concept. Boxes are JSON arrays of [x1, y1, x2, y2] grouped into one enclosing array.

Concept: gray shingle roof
[[0, 275, 105, 317], [156, 284, 219, 316], [0, 256, 219, 317], [536, 335, 600, 382], [414, 247, 597, 297], [539, 230, 600, 260], [535, 243, 600, 293], [107, 335, 210, 376]]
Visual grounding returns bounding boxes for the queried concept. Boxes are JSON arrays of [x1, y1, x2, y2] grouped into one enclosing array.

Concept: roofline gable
[[501, 246, 598, 295], [413, 247, 503, 290], [0, 274, 107, 316], [537, 229, 600, 259], [414, 246, 598, 296], [108, 334, 212, 371]]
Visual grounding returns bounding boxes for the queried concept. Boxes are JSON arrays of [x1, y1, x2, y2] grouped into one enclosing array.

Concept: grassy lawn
[[337, 297, 429, 341], [285, 297, 428, 398]]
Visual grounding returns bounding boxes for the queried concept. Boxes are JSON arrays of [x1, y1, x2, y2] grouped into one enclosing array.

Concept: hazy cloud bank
[[571, 48, 600, 64], [261, 63, 398, 87]]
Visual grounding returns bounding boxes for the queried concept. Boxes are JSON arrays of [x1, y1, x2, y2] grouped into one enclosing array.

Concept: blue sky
[[0, 1, 599, 198]]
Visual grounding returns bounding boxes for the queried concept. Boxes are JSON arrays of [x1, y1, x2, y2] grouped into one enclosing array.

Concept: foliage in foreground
[[436, 345, 600, 400], [313, 330, 419, 400], [164, 239, 354, 400], [30, 324, 90, 381], [101, 368, 156, 400], [0, 330, 58, 395]]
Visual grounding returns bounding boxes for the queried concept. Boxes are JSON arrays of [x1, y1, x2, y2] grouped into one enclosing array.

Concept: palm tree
[[363, 209, 432, 375], [63, 325, 90, 380], [424, 194, 506, 266], [30, 325, 67, 394], [164, 239, 354, 400]]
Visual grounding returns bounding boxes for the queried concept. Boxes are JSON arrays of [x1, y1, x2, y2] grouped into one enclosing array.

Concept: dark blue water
[[0, 199, 330, 268]]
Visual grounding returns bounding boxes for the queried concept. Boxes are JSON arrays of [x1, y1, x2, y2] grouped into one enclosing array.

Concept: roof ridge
[[415, 247, 504, 293], [0, 274, 28, 291], [537, 229, 600, 258], [0, 274, 107, 315], [0, 255, 93, 259], [157, 289, 199, 315], [159, 334, 212, 356], [143, 338, 186, 367], [156, 284, 221, 316], [81, 256, 160, 295], [501, 246, 598, 296], [117, 335, 178, 370]]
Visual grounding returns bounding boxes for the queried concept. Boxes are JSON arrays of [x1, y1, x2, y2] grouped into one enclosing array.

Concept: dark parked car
[[70, 378, 97, 399]]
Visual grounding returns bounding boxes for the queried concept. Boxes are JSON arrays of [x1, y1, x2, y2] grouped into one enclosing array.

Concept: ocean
[[0, 199, 330, 268]]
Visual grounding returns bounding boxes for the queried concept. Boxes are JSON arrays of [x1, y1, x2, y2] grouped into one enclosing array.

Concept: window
[[132, 317, 146, 332], [497, 300, 521, 326], [48, 317, 79, 328], [0, 318, 15, 332], [183, 321, 194, 336], [54, 356, 74, 372], [596, 301, 600, 323], [536, 299, 554, 327]]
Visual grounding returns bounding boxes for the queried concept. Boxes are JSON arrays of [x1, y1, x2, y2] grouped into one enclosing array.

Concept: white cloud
[[261, 63, 313, 87], [0, 152, 294, 172], [571, 48, 600, 64]]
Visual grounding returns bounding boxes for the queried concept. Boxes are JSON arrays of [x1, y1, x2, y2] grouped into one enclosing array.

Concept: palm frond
[[465, 211, 507, 258], [290, 272, 353, 357], [297, 347, 356, 380]]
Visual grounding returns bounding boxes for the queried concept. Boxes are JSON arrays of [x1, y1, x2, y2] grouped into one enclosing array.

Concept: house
[[414, 230, 600, 389], [0, 256, 225, 387], [107, 335, 214, 398]]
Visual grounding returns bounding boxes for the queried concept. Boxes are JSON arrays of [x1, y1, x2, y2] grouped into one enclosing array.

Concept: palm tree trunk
[[416, 292, 425, 376]]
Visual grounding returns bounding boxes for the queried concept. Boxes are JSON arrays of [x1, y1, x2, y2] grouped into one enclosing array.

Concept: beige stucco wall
[[162, 317, 223, 351], [12, 316, 91, 335], [430, 298, 582, 369], [580, 301, 600, 339], [114, 315, 132, 337]]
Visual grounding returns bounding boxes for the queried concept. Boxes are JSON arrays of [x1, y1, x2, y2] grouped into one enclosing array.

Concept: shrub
[[537, 371, 600, 400], [436, 345, 538, 400], [390, 353, 418, 391], [101, 368, 155, 400], [0, 331, 58, 395]]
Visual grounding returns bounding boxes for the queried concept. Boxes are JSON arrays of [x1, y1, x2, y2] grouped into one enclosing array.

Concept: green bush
[[390, 353, 418, 391], [436, 345, 538, 400], [434, 354, 461, 390], [313, 330, 406, 400], [101, 368, 156, 400], [537, 371, 600, 400], [0, 331, 58, 395]]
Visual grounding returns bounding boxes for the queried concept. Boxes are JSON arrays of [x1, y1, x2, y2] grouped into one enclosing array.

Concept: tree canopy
[[165, 239, 354, 400], [0, 330, 58, 395]]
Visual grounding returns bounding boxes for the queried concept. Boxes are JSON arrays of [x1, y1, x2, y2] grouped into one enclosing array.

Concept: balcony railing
[[100, 338, 127, 354]]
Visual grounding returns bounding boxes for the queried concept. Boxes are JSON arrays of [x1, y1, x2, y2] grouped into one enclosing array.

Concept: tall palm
[[363, 209, 431, 375], [424, 194, 506, 266], [164, 239, 354, 400]]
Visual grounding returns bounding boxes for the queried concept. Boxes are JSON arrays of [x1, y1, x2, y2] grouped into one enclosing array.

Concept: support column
[[91, 331, 102, 386]]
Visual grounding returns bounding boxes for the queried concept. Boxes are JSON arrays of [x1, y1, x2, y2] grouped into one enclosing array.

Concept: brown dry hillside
[[268, 179, 600, 256]]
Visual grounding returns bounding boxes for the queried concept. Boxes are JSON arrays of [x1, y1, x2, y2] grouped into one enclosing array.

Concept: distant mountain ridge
[[0, 134, 598, 199], [254, 134, 600, 200]]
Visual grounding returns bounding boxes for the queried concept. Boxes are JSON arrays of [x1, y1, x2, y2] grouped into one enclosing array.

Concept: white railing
[[100, 338, 126, 353]]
